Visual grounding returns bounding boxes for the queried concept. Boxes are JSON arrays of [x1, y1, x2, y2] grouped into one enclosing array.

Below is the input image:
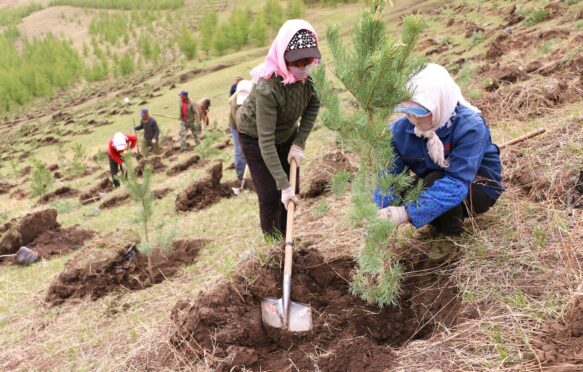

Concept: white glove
[[152, 139, 157, 144], [287, 145, 304, 167], [378, 206, 409, 225], [281, 186, 298, 210]]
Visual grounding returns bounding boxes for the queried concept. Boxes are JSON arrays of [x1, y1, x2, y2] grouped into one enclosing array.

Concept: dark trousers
[[108, 156, 123, 188], [421, 171, 496, 236], [238, 132, 299, 238]]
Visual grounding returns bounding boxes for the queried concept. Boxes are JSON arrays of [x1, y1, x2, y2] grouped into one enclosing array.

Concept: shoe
[[428, 237, 454, 263], [411, 225, 437, 240]]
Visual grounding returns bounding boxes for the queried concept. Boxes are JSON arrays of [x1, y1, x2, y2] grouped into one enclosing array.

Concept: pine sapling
[[312, 1, 424, 307], [121, 155, 154, 278], [31, 159, 54, 197]]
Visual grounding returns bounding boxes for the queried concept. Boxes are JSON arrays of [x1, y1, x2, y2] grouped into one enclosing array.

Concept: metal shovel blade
[[232, 187, 241, 195], [261, 297, 313, 332]]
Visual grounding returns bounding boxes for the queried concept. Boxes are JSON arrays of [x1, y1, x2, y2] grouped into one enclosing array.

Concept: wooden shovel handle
[[283, 158, 298, 277]]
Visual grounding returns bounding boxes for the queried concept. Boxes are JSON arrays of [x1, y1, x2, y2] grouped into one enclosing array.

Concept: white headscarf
[[408, 63, 480, 168], [112, 132, 128, 151]]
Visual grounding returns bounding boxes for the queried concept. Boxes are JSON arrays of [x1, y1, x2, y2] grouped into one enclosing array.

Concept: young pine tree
[[312, 1, 424, 307], [122, 156, 155, 277], [199, 10, 217, 55]]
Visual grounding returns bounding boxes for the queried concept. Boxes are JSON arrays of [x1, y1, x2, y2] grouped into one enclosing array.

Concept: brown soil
[[0, 181, 13, 195], [0, 226, 95, 265], [38, 186, 80, 204], [79, 178, 114, 204], [536, 296, 583, 368], [0, 209, 59, 255], [45, 234, 207, 306], [9, 188, 29, 200], [166, 154, 204, 176], [175, 161, 247, 212], [168, 247, 460, 371], [135, 156, 167, 176], [301, 151, 355, 198], [99, 188, 173, 209], [99, 192, 130, 209]]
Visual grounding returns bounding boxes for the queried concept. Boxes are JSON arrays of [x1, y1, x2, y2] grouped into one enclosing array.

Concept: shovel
[[232, 165, 250, 195], [261, 158, 313, 332]]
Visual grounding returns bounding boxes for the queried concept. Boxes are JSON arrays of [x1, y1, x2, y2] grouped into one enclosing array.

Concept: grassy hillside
[[1, 0, 582, 370]]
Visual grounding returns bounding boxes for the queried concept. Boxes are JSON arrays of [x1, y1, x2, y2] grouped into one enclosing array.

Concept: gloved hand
[[152, 139, 157, 144], [378, 206, 409, 225], [287, 145, 304, 167], [281, 186, 298, 210]]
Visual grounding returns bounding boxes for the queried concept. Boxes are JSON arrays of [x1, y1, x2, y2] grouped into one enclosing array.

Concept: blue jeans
[[231, 127, 246, 180]]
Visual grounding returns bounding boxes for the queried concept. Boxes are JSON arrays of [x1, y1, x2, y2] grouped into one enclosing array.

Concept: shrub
[[177, 28, 197, 60], [31, 159, 54, 197]]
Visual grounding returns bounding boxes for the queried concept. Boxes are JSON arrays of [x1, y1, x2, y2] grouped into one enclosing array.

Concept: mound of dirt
[[537, 296, 583, 368], [99, 188, 174, 209], [0, 209, 58, 255], [79, 178, 114, 204], [99, 192, 130, 209], [0, 181, 13, 195], [176, 161, 229, 211], [45, 231, 207, 305], [9, 188, 29, 200], [26, 226, 94, 260], [169, 247, 460, 371], [38, 186, 80, 204], [135, 156, 167, 176], [301, 151, 355, 198], [166, 154, 204, 176]]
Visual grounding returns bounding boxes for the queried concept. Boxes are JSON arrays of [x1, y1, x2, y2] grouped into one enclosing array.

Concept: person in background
[[108, 132, 137, 187], [237, 20, 321, 238], [374, 63, 503, 262], [178, 90, 201, 150], [229, 75, 242, 97], [198, 97, 211, 131], [133, 108, 160, 156], [229, 79, 252, 181]]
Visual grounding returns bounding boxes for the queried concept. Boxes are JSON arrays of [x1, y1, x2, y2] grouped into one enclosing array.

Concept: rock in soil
[[536, 295, 583, 367], [0, 209, 58, 255], [175, 161, 253, 212], [45, 230, 208, 306], [168, 247, 460, 371], [301, 151, 355, 198]]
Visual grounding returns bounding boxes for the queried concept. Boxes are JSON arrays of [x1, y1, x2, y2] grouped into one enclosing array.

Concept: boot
[[428, 236, 455, 263], [411, 225, 438, 240]]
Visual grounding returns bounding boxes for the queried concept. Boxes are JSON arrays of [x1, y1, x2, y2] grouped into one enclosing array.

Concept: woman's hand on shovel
[[281, 186, 298, 210]]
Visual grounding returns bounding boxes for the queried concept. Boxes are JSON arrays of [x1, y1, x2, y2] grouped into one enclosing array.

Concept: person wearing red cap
[[108, 132, 137, 187]]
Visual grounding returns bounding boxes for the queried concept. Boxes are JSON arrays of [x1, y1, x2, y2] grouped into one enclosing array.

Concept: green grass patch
[[0, 4, 43, 26], [48, 0, 184, 10]]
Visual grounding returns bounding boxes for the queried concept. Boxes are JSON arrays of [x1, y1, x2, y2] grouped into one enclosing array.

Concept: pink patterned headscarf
[[250, 19, 319, 85]]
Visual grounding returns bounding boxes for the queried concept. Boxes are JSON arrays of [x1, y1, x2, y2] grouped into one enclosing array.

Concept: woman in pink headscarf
[[236, 19, 321, 238]]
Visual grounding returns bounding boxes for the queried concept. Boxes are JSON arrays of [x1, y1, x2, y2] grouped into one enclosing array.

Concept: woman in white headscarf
[[374, 63, 503, 261]]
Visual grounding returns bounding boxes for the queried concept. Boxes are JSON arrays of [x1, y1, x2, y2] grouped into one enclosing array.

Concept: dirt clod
[[537, 296, 583, 367], [46, 232, 207, 305], [79, 178, 114, 204], [0, 209, 58, 255], [301, 151, 355, 198], [166, 154, 204, 176], [38, 186, 80, 204], [175, 161, 241, 212], [135, 156, 166, 176]]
